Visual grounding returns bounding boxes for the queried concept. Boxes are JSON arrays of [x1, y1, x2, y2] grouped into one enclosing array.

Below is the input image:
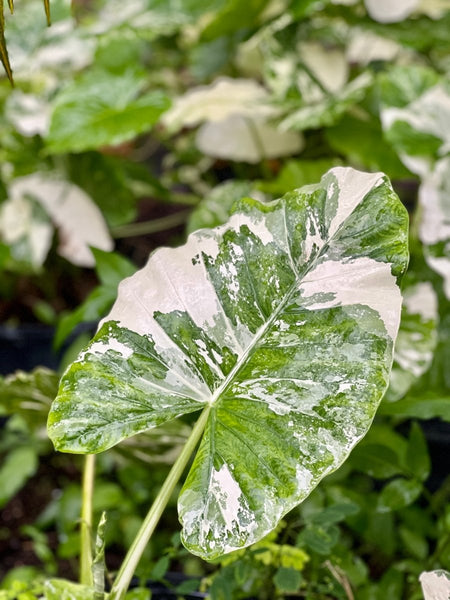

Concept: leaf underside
[[48, 167, 409, 560]]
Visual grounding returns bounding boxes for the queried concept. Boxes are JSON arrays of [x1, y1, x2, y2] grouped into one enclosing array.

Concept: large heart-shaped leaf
[[48, 167, 408, 559]]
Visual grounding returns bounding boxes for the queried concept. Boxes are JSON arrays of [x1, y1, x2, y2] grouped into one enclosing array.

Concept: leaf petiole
[[80, 454, 96, 586], [109, 405, 211, 600]]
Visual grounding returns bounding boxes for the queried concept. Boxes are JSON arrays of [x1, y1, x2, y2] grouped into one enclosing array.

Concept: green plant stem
[[111, 210, 191, 239], [109, 405, 211, 600], [80, 454, 96, 586]]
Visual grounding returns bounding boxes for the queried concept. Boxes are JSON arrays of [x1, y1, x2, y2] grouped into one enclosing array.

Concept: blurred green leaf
[[406, 423, 430, 482], [325, 115, 410, 178], [187, 180, 258, 234], [43, 579, 95, 600], [175, 578, 201, 594], [379, 395, 450, 421], [258, 158, 341, 196], [150, 555, 170, 580], [377, 479, 422, 513], [124, 589, 151, 600], [280, 73, 372, 131], [201, 0, 270, 41], [299, 524, 340, 555], [378, 65, 440, 109], [349, 443, 404, 479], [47, 69, 170, 154], [399, 526, 428, 560], [0, 446, 38, 508], [310, 502, 359, 526], [92, 248, 136, 289], [378, 568, 404, 600], [0, 368, 58, 430], [273, 567, 302, 594]]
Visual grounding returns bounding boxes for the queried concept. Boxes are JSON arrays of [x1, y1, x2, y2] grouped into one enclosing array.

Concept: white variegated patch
[[196, 114, 304, 163], [419, 158, 450, 299], [5, 91, 51, 137], [8, 173, 113, 267], [347, 31, 403, 66], [161, 77, 273, 133], [297, 42, 348, 103], [299, 257, 401, 339], [381, 84, 450, 157], [328, 168, 384, 237], [417, 0, 450, 18], [420, 570, 450, 600], [364, 0, 419, 22], [387, 282, 438, 402], [0, 194, 53, 268], [403, 282, 438, 323]]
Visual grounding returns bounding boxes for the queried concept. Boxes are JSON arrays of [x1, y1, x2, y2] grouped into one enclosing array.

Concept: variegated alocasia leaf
[[195, 114, 304, 163], [161, 77, 272, 133], [385, 282, 438, 402], [6, 173, 113, 268], [381, 81, 450, 176], [364, 0, 419, 23], [279, 73, 372, 132], [419, 158, 450, 300], [48, 167, 408, 560], [381, 78, 450, 298]]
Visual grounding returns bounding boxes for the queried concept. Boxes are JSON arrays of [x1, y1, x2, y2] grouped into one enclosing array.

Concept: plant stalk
[[111, 210, 191, 239], [109, 405, 211, 600], [80, 454, 96, 586]]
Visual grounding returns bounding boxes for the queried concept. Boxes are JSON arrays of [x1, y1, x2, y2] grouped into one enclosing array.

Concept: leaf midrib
[[207, 228, 331, 409]]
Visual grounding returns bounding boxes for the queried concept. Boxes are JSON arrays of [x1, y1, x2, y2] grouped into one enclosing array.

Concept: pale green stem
[[80, 454, 96, 586], [111, 210, 191, 239], [109, 406, 211, 600]]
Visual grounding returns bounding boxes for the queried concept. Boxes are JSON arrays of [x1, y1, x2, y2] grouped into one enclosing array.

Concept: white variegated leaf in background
[[364, 0, 419, 23], [417, 0, 450, 18], [8, 174, 113, 268], [297, 42, 348, 104], [48, 167, 408, 560], [162, 76, 303, 162], [5, 91, 51, 137], [419, 158, 450, 299], [0, 194, 53, 268], [381, 83, 450, 176], [386, 282, 438, 402], [280, 72, 372, 132], [346, 31, 403, 66], [7, 3, 95, 85], [420, 570, 450, 600], [161, 77, 273, 133], [196, 114, 304, 163], [381, 78, 450, 298]]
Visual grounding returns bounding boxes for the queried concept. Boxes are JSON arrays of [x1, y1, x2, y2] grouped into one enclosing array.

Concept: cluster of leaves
[[0, 0, 449, 599]]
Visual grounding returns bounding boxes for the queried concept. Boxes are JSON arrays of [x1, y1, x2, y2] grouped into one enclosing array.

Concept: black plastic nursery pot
[[0, 324, 60, 376], [421, 419, 450, 491]]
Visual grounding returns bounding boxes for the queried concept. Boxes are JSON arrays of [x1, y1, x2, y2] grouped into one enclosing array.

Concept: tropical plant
[[40, 166, 409, 598], [0, 1, 449, 599]]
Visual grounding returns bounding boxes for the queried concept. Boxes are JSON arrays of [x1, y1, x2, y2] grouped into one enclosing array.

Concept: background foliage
[[0, 0, 449, 598]]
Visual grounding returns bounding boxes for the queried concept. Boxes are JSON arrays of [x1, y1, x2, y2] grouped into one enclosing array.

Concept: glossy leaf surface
[[48, 167, 408, 559]]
